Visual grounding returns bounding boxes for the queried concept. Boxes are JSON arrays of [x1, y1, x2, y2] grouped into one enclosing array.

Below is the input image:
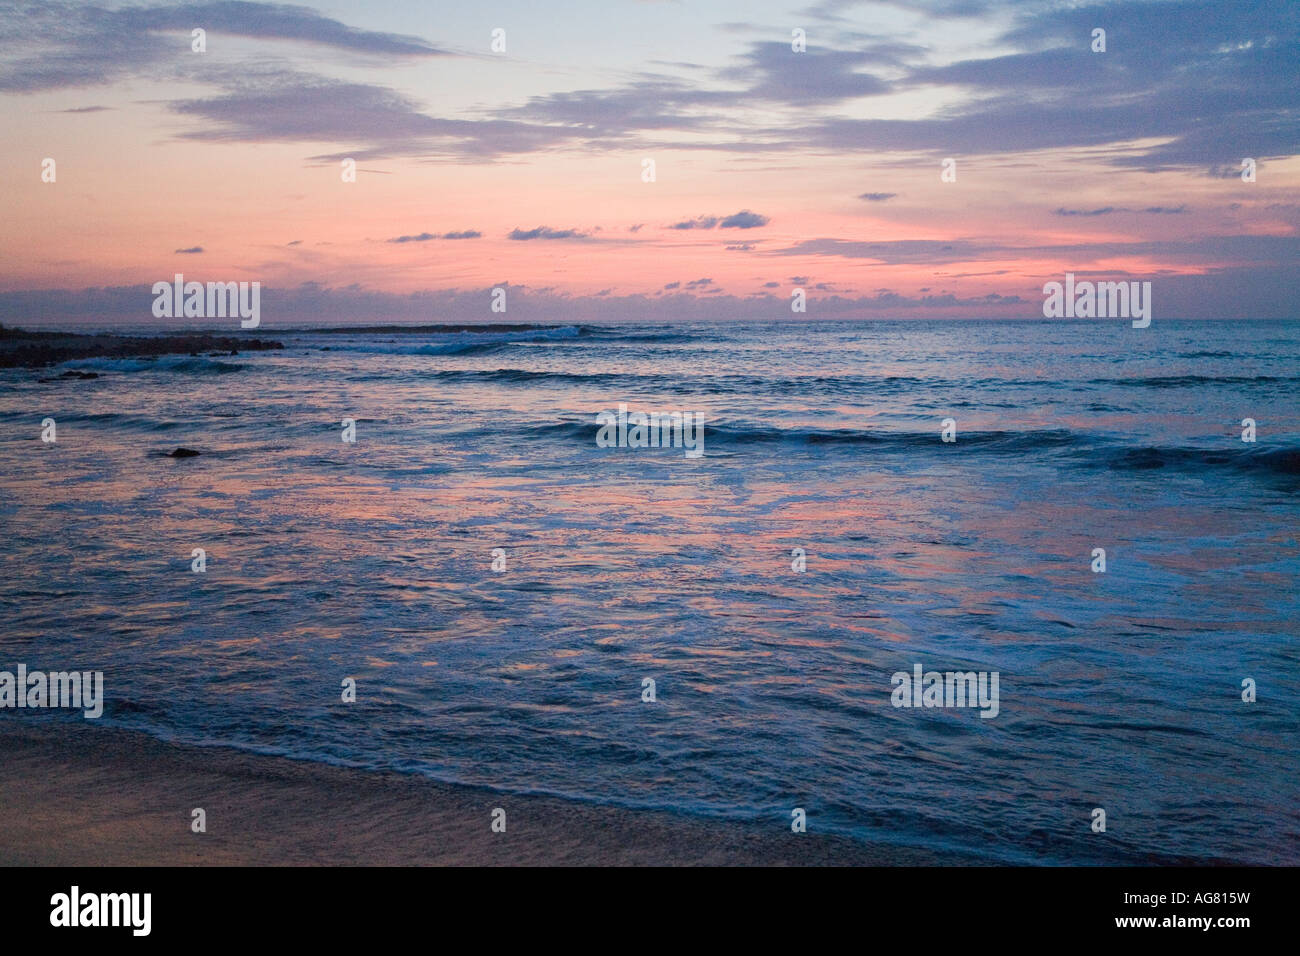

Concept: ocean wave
[[582, 328, 705, 344], [403, 369, 1019, 395], [1089, 374, 1298, 388], [518, 420, 1085, 449], [424, 368, 638, 386], [1103, 445, 1300, 476], [513, 419, 1300, 478], [297, 324, 712, 352], [62, 355, 245, 374], [312, 325, 584, 356], [398, 367, 1300, 397]]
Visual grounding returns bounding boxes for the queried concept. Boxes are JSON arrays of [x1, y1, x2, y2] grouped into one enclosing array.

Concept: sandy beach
[[0, 720, 957, 866]]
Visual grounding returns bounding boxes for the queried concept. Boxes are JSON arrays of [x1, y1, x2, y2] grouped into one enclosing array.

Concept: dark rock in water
[[169, 447, 201, 458], [38, 369, 100, 382], [0, 326, 284, 368]]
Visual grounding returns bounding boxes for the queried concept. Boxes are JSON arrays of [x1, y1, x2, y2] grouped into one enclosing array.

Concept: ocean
[[1, 319, 1297, 864]]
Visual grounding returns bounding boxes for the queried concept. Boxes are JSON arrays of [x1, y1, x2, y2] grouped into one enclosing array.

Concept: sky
[[1, 0, 1297, 325]]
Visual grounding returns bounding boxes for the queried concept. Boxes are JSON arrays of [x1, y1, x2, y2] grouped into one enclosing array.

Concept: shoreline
[[0, 720, 961, 866]]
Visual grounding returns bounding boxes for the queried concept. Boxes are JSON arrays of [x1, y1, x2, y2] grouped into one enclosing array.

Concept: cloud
[[6, 269, 1298, 325], [385, 230, 480, 242], [497, 80, 731, 137], [770, 233, 1300, 270], [6, 0, 1297, 174], [507, 226, 588, 240], [717, 41, 896, 104], [168, 68, 586, 161], [858, 192, 897, 202], [174, 246, 204, 254], [670, 210, 768, 230], [0, 0, 447, 93], [670, 216, 719, 230], [785, 3, 1300, 170], [1054, 205, 1189, 216], [719, 210, 769, 228]]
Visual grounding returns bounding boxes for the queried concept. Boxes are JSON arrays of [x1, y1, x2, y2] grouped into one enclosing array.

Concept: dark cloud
[[386, 230, 482, 243], [671, 210, 768, 230], [719, 210, 769, 228], [1055, 205, 1188, 216], [773, 2, 1300, 170], [717, 41, 894, 103], [507, 226, 587, 240], [858, 192, 897, 202], [670, 216, 719, 230], [174, 246, 204, 253]]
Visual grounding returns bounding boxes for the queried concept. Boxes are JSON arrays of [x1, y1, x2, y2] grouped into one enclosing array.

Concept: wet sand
[[0, 720, 961, 866]]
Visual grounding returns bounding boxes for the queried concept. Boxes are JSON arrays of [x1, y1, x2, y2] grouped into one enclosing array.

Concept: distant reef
[[0, 325, 283, 369]]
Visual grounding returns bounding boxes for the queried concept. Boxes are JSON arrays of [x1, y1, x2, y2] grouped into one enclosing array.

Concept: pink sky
[[2, 0, 1297, 322]]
